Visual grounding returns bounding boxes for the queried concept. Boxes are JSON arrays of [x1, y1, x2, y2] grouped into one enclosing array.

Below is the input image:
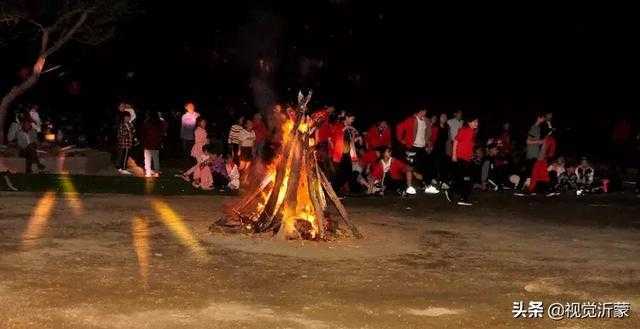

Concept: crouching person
[[369, 147, 416, 195], [17, 119, 45, 174]]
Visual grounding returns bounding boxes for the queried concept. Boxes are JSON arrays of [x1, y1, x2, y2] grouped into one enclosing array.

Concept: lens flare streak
[[132, 216, 151, 286], [149, 199, 208, 260], [59, 174, 84, 216], [22, 192, 56, 248]]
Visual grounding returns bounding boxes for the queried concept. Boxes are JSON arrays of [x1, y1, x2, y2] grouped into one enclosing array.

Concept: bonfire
[[215, 91, 362, 240]]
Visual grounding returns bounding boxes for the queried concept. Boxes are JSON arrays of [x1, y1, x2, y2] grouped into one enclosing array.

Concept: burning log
[[215, 91, 362, 240]]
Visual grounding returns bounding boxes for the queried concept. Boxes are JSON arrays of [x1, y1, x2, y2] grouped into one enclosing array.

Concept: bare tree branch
[[44, 10, 88, 57]]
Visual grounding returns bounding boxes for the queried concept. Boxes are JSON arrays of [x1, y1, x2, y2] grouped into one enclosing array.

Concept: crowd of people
[[111, 99, 624, 206], [2, 99, 629, 205]]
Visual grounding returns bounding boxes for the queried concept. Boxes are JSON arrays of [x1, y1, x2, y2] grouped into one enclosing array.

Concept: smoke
[[238, 9, 284, 113]]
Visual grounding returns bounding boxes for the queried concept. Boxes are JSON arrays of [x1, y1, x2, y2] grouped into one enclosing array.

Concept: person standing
[[28, 104, 42, 133], [116, 111, 134, 175], [142, 112, 164, 178], [520, 114, 546, 191], [446, 108, 464, 157], [227, 116, 245, 165], [396, 109, 439, 194], [180, 102, 200, 157], [447, 116, 479, 206], [365, 120, 392, 150], [239, 119, 256, 183], [330, 113, 359, 194], [252, 113, 267, 159], [431, 113, 450, 185]]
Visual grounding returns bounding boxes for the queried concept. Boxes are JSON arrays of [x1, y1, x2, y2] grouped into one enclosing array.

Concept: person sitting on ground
[[369, 147, 416, 195], [17, 118, 45, 174], [224, 152, 240, 191], [191, 117, 209, 162], [575, 157, 595, 195], [350, 147, 376, 194], [547, 157, 569, 194], [481, 143, 509, 191], [116, 112, 134, 175], [180, 145, 215, 189]]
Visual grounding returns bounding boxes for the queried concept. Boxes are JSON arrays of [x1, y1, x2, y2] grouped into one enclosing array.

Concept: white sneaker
[[118, 169, 133, 175], [457, 201, 472, 206], [424, 185, 440, 194], [405, 186, 417, 195]]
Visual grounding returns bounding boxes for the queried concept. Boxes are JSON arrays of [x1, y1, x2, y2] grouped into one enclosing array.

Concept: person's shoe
[[118, 169, 133, 175], [424, 185, 440, 194], [444, 190, 452, 202], [576, 189, 584, 196], [457, 201, 473, 206], [488, 179, 499, 191], [405, 186, 417, 195]]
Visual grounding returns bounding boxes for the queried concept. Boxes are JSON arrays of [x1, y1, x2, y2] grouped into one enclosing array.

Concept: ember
[[216, 91, 362, 240]]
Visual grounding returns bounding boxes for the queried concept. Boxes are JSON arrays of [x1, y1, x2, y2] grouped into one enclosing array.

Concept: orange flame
[[254, 116, 320, 239]]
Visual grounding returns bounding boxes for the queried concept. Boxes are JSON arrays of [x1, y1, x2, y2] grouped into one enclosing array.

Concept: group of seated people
[[178, 143, 240, 192]]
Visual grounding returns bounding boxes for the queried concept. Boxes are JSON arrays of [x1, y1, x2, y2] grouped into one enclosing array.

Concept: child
[[369, 147, 416, 195], [181, 145, 214, 190], [191, 117, 209, 161], [116, 112, 134, 175], [225, 153, 240, 191]]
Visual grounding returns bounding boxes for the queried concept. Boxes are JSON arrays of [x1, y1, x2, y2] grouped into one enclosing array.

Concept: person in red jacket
[[329, 113, 360, 193], [369, 147, 416, 195], [396, 109, 439, 194], [365, 120, 391, 150], [529, 129, 557, 194], [447, 116, 479, 206]]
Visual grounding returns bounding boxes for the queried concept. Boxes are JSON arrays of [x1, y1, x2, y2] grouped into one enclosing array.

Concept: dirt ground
[[1, 191, 639, 329]]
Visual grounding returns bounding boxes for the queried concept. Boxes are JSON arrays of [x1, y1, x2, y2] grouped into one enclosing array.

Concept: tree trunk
[[0, 10, 88, 144]]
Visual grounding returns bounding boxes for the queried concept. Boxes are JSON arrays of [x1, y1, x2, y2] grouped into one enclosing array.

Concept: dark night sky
[[1, 1, 637, 150]]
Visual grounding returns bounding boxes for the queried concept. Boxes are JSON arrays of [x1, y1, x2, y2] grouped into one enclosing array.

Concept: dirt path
[[1, 192, 639, 328]]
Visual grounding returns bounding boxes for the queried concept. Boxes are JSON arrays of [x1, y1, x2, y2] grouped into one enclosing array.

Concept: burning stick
[[318, 170, 363, 239], [216, 90, 362, 240]]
